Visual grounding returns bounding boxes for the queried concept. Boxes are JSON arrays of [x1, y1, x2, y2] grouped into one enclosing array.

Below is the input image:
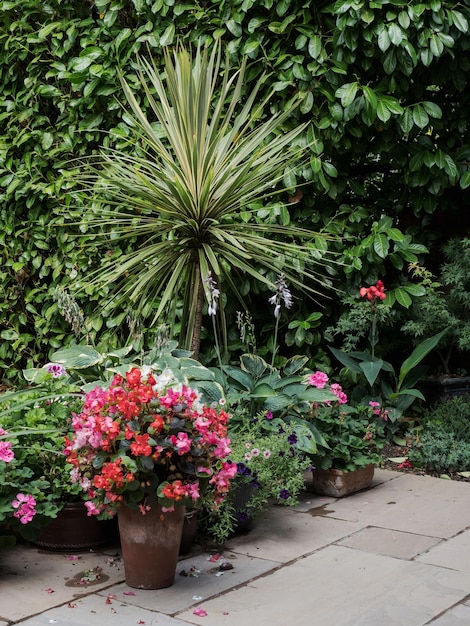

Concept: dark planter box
[[420, 376, 470, 405]]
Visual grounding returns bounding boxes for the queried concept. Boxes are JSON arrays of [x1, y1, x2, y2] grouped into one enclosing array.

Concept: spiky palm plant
[[74, 42, 334, 357]]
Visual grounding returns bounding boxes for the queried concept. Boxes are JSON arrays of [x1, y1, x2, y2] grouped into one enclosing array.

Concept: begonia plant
[[66, 366, 236, 517]]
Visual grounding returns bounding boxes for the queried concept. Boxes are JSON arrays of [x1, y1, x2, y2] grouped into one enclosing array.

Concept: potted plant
[[66, 365, 237, 589], [305, 371, 388, 497], [401, 239, 470, 402], [0, 364, 116, 550], [200, 411, 312, 543]]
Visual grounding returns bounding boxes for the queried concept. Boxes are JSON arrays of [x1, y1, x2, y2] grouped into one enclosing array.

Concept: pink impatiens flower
[[308, 371, 329, 389]]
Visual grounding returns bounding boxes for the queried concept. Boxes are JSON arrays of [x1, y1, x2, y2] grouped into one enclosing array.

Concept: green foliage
[[50, 340, 225, 402], [217, 353, 336, 453], [2, 0, 470, 381], [0, 370, 84, 545], [402, 239, 470, 374], [309, 403, 387, 473], [421, 397, 470, 445], [408, 423, 470, 474]]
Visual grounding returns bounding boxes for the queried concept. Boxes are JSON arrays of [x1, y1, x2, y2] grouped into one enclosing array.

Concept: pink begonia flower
[[170, 432, 192, 454], [308, 371, 329, 389], [265, 411, 274, 420]]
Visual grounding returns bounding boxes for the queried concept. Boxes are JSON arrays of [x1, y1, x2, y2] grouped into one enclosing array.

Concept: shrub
[[421, 397, 470, 444], [408, 423, 470, 474]]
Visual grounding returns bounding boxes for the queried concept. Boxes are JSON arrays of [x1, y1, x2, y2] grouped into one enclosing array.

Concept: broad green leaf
[[335, 82, 358, 107], [51, 345, 104, 368], [240, 354, 270, 378], [398, 330, 448, 387], [359, 359, 384, 387], [394, 287, 412, 308], [308, 35, 323, 59], [388, 23, 403, 46], [373, 233, 389, 258], [451, 10, 468, 33], [412, 104, 429, 129], [400, 108, 414, 133], [159, 24, 175, 46], [422, 101, 442, 119], [329, 347, 363, 374], [377, 99, 392, 122], [377, 26, 391, 52], [460, 170, 470, 190]]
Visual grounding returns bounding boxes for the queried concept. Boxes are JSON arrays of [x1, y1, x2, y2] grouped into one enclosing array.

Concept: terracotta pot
[[117, 503, 185, 589], [311, 464, 375, 498], [34, 502, 118, 551]]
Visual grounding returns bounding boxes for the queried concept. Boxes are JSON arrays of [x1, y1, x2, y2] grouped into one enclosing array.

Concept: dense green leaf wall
[[1, 0, 470, 382]]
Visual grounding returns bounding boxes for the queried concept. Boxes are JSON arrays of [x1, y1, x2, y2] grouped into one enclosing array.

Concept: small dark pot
[[34, 502, 119, 552], [230, 479, 255, 534], [420, 376, 470, 405], [179, 509, 198, 556]]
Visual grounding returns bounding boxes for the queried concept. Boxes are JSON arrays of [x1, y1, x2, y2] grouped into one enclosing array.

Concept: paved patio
[[1, 468, 470, 626]]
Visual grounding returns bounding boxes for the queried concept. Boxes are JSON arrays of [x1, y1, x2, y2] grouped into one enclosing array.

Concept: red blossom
[[359, 280, 386, 302]]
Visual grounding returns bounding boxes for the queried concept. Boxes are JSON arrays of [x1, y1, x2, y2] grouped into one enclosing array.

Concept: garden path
[[1, 469, 470, 626]]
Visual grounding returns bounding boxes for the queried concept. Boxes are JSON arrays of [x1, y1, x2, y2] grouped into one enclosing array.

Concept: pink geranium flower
[[308, 371, 329, 389]]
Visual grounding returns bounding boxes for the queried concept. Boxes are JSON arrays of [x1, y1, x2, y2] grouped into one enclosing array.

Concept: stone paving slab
[[16, 593, 189, 626], [225, 504, 363, 562], [337, 526, 442, 560], [311, 473, 470, 538], [177, 545, 470, 626], [0, 544, 124, 623], [98, 550, 281, 615], [429, 603, 470, 625], [416, 529, 470, 572]]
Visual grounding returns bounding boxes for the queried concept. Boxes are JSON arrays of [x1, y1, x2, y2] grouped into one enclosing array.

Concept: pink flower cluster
[[308, 371, 348, 404], [369, 401, 389, 421], [11, 493, 37, 524], [66, 367, 236, 516], [359, 280, 386, 302], [0, 427, 14, 463]]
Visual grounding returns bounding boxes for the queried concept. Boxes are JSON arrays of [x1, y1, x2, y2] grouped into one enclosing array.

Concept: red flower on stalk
[[360, 280, 386, 302]]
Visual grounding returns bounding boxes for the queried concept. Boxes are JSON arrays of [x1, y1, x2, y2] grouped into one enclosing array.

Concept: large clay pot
[[311, 465, 375, 498], [34, 502, 118, 551], [117, 503, 185, 589]]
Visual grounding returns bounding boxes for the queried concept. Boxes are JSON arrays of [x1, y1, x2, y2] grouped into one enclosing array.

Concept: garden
[[2, 0, 470, 590]]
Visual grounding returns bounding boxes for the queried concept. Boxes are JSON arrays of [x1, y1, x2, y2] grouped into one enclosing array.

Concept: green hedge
[[1, 0, 470, 382]]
